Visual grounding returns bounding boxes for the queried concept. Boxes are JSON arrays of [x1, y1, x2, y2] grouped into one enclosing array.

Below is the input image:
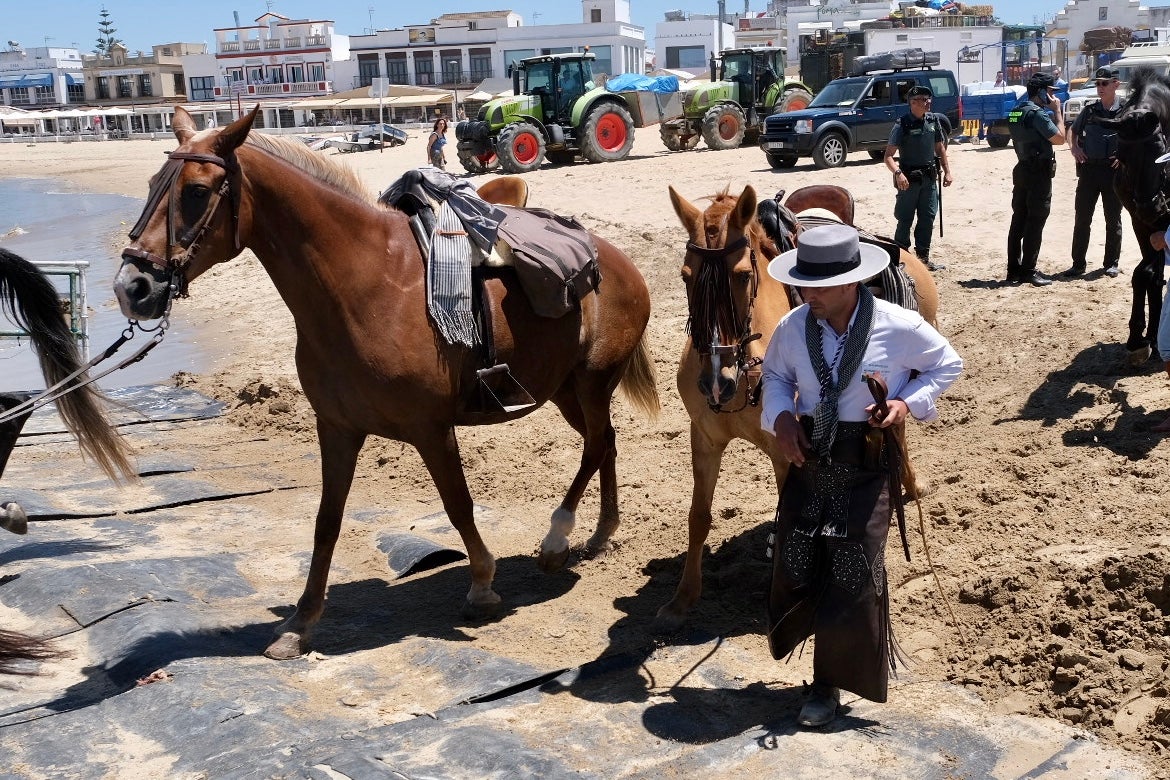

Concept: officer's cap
[[906, 85, 933, 100], [1093, 66, 1119, 81], [1027, 72, 1056, 89]]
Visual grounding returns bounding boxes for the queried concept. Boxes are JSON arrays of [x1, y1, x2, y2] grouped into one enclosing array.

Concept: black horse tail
[[0, 628, 61, 674], [0, 248, 134, 481]]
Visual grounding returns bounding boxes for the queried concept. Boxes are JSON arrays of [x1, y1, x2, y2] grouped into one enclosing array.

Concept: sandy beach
[[1, 124, 1169, 773]]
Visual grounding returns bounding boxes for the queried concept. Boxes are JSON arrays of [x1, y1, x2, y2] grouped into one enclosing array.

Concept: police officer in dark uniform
[[1005, 71, 1066, 286], [884, 85, 954, 271], [1063, 66, 1123, 278]]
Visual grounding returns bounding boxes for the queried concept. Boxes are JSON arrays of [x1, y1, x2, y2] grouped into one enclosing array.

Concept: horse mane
[[244, 133, 375, 203], [687, 187, 766, 345]]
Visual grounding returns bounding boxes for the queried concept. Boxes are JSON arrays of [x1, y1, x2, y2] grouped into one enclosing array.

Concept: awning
[[0, 74, 53, 88], [65, 73, 84, 86]]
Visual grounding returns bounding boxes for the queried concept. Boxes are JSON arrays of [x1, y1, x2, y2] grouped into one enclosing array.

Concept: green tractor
[[660, 47, 814, 151], [455, 52, 638, 174]]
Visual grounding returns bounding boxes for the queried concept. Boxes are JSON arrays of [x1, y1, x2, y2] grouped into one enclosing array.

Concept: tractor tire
[[496, 121, 546, 173], [812, 132, 848, 169], [457, 142, 499, 174], [867, 150, 886, 161], [775, 88, 813, 114], [986, 134, 1011, 148], [660, 124, 699, 152], [701, 104, 747, 150], [579, 103, 635, 163], [546, 149, 577, 165], [766, 151, 798, 169]]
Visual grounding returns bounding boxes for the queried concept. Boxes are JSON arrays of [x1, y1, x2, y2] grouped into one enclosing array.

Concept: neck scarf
[[805, 284, 875, 459]]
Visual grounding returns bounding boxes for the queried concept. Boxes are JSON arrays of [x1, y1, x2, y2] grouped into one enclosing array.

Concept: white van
[[1065, 42, 1170, 122]]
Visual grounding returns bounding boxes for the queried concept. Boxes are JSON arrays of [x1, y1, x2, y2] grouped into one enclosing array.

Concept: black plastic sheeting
[[378, 531, 467, 579]]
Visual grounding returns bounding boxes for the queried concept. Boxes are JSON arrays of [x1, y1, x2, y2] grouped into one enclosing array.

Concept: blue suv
[[759, 68, 960, 169]]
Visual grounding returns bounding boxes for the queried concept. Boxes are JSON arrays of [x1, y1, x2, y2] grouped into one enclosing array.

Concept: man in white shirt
[[760, 224, 963, 727]]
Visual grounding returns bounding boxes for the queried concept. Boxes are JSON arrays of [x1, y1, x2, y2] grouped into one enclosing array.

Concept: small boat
[[359, 123, 408, 147]]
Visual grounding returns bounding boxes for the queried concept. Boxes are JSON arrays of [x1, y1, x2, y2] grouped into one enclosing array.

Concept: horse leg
[[539, 380, 619, 571], [413, 426, 500, 613], [654, 423, 728, 633], [266, 422, 365, 660], [0, 502, 28, 535]]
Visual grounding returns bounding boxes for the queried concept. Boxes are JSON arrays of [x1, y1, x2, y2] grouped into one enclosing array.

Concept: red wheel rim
[[512, 132, 539, 165], [594, 113, 628, 152], [788, 97, 809, 111], [477, 152, 498, 167], [718, 114, 740, 141]]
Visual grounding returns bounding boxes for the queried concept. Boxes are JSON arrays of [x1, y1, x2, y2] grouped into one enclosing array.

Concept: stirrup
[[468, 363, 536, 414]]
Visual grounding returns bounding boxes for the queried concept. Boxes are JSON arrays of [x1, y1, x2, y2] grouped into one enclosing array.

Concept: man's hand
[[866, 398, 909, 428], [1071, 146, 1087, 164], [773, 411, 811, 467], [942, 172, 953, 187], [1151, 231, 1167, 251]]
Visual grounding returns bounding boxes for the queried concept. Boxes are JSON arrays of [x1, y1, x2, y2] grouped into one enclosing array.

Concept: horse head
[[115, 105, 258, 321], [669, 184, 766, 410], [1105, 68, 1170, 228]]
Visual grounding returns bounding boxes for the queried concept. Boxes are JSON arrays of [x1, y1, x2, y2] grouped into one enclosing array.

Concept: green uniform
[[1005, 99, 1059, 279], [888, 113, 944, 258]]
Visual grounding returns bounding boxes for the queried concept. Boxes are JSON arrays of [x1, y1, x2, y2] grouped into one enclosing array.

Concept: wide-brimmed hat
[[767, 224, 889, 287]]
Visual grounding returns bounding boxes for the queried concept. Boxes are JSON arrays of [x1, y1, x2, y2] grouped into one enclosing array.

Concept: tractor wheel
[[701, 104, 747, 150], [496, 121, 546, 173], [457, 143, 499, 174], [546, 149, 577, 165], [867, 150, 886, 161], [775, 88, 813, 114], [766, 151, 798, 169], [579, 103, 635, 163], [660, 124, 699, 152], [812, 132, 848, 169], [986, 134, 1011, 148]]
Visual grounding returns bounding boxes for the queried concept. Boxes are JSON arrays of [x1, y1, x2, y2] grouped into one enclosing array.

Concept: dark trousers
[[1071, 163, 1122, 269], [893, 177, 939, 256], [1127, 211, 1167, 352], [1007, 161, 1053, 278]]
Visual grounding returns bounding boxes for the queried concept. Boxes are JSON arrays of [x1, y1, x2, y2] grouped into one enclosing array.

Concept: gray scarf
[[805, 284, 875, 459]]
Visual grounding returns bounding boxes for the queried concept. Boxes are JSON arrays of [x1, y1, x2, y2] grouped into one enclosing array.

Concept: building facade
[[1047, 0, 1152, 78], [80, 42, 206, 107], [0, 44, 85, 108]]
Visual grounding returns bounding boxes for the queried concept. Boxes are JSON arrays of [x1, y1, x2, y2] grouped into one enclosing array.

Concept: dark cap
[[1094, 66, 1119, 80], [906, 85, 933, 100], [1027, 72, 1056, 89]]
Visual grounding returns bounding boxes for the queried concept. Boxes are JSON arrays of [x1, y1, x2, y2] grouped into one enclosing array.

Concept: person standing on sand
[[427, 118, 449, 170], [760, 224, 963, 728]]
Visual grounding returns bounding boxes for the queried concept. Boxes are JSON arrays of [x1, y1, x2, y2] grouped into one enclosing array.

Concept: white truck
[[1065, 42, 1170, 122]]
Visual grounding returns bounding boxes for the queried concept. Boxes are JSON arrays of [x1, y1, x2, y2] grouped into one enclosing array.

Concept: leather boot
[[798, 682, 840, 727]]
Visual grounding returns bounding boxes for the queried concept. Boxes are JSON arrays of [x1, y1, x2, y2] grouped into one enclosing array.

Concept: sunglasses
[[1095, 79, 1117, 86], [910, 96, 932, 101]]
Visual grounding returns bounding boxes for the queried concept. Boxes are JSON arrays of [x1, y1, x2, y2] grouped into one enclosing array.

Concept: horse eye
[[734, 270, 753, 284], [185, 184, 211, 202]]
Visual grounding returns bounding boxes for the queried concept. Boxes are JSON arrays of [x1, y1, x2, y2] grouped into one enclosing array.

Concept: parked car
[[1065, 42, 1170, 123], [759, 67, 960, 169]]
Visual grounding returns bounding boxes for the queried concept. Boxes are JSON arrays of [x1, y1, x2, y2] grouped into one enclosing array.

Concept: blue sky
[[2, 1, 1086, 53]]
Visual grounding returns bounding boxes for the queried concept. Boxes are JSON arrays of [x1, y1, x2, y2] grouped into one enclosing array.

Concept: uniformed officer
[[1005, 71, 1066, 286], [884, 85, 954, 272], [1063, 66, 1123, 278]]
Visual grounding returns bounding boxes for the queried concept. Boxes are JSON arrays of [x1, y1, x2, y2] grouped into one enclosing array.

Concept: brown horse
[[656, 184, 936, 631], [112, 107, 659, 659]]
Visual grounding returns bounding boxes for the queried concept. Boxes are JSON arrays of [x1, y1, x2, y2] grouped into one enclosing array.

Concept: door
[[854, 77, 897, 145]]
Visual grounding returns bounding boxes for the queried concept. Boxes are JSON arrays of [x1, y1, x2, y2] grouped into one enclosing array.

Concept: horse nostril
[[124, 276, 150, 303]]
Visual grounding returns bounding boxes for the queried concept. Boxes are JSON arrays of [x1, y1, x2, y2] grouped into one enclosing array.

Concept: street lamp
[[445, 58, 461, 120]]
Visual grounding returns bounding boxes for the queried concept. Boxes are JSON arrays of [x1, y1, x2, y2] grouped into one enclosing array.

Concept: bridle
[[1113, 106, 1170, 226], [123, 150, 242, 297], [684, 234, 764, 413]]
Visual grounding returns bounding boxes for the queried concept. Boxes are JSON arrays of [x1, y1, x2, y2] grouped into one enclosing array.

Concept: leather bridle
[[684, 234, 764, 413], [123, 150, 242, 297]]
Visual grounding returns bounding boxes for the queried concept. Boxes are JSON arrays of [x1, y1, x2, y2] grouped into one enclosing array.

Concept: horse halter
[[123, 150, 242, 296], [685, 234, 764, 412]]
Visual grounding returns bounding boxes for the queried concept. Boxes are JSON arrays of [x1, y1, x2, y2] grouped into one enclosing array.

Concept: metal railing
[[0, 260, 89, 360]]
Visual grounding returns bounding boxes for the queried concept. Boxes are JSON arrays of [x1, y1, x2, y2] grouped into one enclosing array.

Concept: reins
[[685, 234, 764, 413]]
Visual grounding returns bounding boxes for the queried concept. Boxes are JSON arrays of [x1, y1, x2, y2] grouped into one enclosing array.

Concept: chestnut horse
[[1103, 67, 1170, 364], [656, 184, 937, 631], [113, 107, 659, 659]]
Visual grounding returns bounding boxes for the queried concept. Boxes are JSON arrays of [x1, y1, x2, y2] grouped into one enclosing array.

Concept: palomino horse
[[1103, 67, 1170, 364], [113, 107, 659, 660], [1, 248, 134, 672], [656, 184, 937, 631]]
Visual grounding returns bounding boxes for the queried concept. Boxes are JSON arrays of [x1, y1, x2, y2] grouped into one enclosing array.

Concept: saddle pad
[[495, 205, 601, 318]]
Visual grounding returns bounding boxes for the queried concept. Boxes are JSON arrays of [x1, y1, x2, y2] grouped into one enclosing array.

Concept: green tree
[[95, 5, 123, 55]]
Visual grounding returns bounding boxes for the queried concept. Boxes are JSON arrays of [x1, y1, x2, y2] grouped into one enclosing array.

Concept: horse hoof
[[264, 631, 307, 660], [652, 604, 688, 635], [537, 545, 571, 573], [580, 537, 614, 560], [0, 503, 28, 535], [1128, 346, 1152, 367], [461, 597, 504, 621]]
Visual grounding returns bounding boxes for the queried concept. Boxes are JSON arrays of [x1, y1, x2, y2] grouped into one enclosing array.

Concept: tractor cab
[[513, 53, 595, 125], [713, 48, 785, 123]]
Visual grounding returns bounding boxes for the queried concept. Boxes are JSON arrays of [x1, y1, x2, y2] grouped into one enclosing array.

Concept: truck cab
[[1065, 42, 1170, 123]]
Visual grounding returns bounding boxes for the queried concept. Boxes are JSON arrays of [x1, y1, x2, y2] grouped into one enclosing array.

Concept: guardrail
[[0, 260, 89, 360]]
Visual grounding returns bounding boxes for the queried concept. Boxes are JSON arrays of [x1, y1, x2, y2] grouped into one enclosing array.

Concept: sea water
[[0, 179, 211, 391]]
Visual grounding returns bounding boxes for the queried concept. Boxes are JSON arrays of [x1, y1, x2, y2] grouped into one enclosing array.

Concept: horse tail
[[0, 249, 134, 482], [619, 335, 660, 419], [0, 628, 60, 674]]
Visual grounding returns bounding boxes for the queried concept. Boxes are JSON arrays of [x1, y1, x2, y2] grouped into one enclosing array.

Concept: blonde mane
[[245, 132, 375, 203]]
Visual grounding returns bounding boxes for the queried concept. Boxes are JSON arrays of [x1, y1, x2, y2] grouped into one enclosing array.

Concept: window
[[173, 73, 185, 95], [665, 46, 706, 69], [896, 34, 909, 44], [288, 64, 305, 83], [138, 74, 152, 97], [358, 53, 380, 87], [1099, 7, 1108, 20], [504, 49, 535, 75], [247, 67, 264, 84], [34, 85, 54, 103], [414, 52, 434, 85], [591, 9, 601, 22], [96, 77, 110, 99], [309, 63, 325, 81], [387, 53, 408, 84], [927, 76, 955, 96], [117, 75, 133, 98], [266, 66, 284, 83], [67, 83, 85, 103], [590, 45, 612, 76], [227, 68, 244, 84], [190, 75, 215, 101], [9, 87, 30, 105], [440, 50, 462, 84], [469, 49, 492, 81]]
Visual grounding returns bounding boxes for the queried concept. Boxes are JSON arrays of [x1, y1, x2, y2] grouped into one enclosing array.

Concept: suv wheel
[[867, 150, 886, 161], [701, 104, 747, 150], [812, 132, 848, 169], [766, 151, 798, 169]]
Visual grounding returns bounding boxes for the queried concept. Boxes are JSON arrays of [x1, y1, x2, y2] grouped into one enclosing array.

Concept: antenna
[[43, 36, 55, 48], [532, 11, 541, 23]]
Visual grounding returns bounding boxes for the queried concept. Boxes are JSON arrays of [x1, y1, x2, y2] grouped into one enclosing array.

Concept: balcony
[[265, 39, 283, 50], [213, 80, 331, 99], [284, 37, 301, 48], [306, 35, 326, 46], [898, 13, 996, 28], [220, 41, 240, 53], [244, 40, 261, 51]]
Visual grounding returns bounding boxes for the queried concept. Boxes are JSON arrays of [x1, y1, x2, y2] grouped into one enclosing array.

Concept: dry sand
[[1, 124, 1169, 772]]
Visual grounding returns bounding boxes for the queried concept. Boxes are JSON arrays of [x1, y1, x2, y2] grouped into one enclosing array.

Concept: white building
[[1048, 0, 1152, 78], [0, 43, 85, 108], [784, 0, 895, 69], [654, 16, 737, 73], [867, 18, 1004, 85]]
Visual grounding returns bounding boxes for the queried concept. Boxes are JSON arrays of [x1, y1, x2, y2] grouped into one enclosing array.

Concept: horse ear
[[733, 186, 758, 231], [172, 106, 197, 143], [215, 105, 259, 154], [668, 186, 702, 239]]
